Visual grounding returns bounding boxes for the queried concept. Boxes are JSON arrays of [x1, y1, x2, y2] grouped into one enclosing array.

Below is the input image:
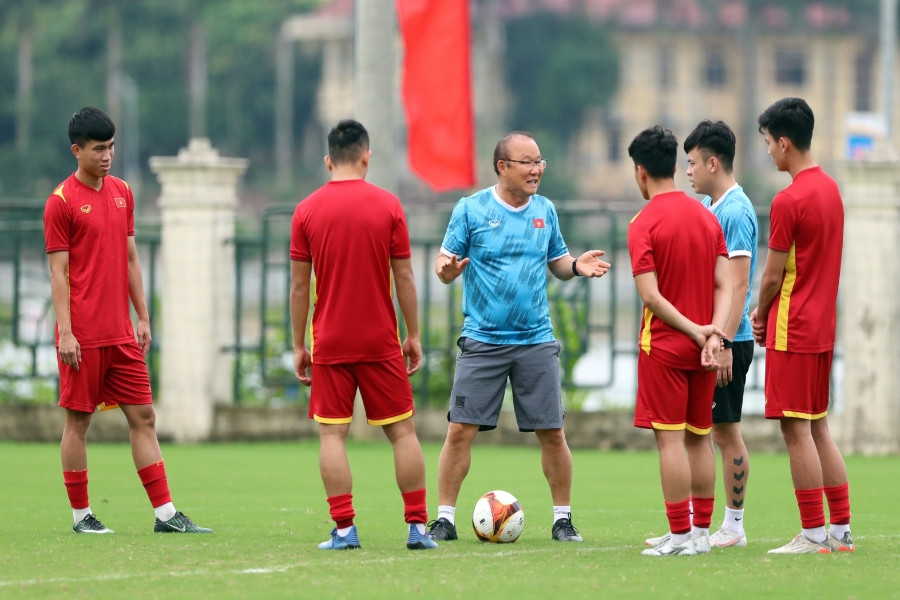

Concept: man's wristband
[[721, 337, 733, 349], [572, 258, 582, 277]]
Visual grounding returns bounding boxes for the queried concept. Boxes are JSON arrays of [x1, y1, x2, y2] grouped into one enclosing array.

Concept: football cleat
[[407, 524, 439, 550], [827, 530, 855, 552], [709, 527, 748, 548], [426, 517, 458, 541], [318, 525, 361, 550], [767, 533, 830, 554], [551, 514, 583, 542], [641, 536, 699, 556], [73, 514, 113, 534], [154, 511, 213, 533]]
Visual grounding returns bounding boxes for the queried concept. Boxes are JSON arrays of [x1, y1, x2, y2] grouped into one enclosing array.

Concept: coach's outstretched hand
[[435, 254, 469, 284], [575, 250, 612, 278]]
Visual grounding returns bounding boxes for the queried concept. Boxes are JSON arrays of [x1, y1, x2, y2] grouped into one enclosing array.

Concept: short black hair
[[683, 120, 736, 173], [757, 97, 814, 152], [492, 131, 534, 175], [68, 106, 115, 147], [627, 126, 678, 179], [327, 119, 369, 165]]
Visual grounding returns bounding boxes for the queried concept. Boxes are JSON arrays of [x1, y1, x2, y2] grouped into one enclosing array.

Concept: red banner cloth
[[397, 0, 476, 192]]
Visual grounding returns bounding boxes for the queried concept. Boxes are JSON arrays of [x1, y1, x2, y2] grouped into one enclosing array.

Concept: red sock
[[137, 460, 173, 508], [63, 469, 89, 509], [402, 488, 428, 524], [327, 493, 355, 529], [824, 482, 851, 525], [690, 496, 714, 529], [795, 487, 825, 529], [664, 499, 691, 535]]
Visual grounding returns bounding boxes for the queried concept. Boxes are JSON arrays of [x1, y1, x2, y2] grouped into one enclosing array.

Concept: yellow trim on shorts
[[368, 411, 413, 426], [651, 422, 685, 431], [314, 415, 353, 425], [782, 410, 828, 420], [685, 423, 711, 435]]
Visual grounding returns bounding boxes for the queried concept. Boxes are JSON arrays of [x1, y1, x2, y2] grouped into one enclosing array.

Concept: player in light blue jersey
[[427, 131, 610, 543], [685, 120, 758, 548]]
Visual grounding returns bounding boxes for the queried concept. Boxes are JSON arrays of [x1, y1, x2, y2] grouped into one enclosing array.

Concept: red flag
[[397, 0, 475, 192]]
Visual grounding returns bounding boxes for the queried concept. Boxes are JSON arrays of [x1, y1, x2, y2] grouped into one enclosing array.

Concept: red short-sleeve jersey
[[766, 166, 843, 352], [290, 179, 412, 364], [628, 191, 728, 369], [43, 174, 136, 349]]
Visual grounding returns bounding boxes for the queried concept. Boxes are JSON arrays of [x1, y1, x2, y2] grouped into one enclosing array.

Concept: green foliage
[[504, 12, 619, 146], [0, 0, 322, 199]]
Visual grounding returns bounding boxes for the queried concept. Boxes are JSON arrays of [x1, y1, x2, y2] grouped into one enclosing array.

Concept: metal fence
[[1, 200, 778, 410]]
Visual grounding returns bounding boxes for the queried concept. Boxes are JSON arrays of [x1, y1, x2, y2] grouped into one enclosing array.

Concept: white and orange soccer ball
[[472, 490, 525, 543]]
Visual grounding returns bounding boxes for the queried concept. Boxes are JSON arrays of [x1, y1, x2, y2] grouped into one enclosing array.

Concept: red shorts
[[58, 343, 153, 413], [634, 351, 715, 433], [309, 354, 414, 425], [764, 349, 832, 420]]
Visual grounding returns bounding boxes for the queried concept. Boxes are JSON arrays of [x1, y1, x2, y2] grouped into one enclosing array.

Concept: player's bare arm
[[704, 254, 733, 371], [549, 250, 611, 281], [716, 255, 750, 386], [435, 251, 469, 284], [289, 259, 313, 385], [391, 257, 423, 376], [751, 248, 788, 346], [48, 250, 80, 371], [127, 236, 152, 355]]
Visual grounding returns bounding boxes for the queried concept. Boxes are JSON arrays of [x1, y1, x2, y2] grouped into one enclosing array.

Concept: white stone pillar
[[150, 139, 248, 442], [835, 148, 900, 454]]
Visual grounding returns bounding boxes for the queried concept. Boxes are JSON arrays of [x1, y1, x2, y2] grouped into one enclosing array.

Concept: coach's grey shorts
[[447, 337, 564, 432]]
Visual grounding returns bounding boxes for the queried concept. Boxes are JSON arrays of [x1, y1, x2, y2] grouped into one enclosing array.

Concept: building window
[[607, 123, 621, 163], [658, 45, 672, 90], [775, 50, 805, 86], [705, 51, 727, 88], [854, 51, 873, 112]]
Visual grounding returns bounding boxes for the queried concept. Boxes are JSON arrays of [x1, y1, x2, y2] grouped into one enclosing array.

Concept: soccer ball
[[472, 490, 525, 543]]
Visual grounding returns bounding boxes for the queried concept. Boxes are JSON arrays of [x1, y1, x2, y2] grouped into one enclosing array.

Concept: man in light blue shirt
[[427, 131, 610, 543], [685, 120, 758, 547]]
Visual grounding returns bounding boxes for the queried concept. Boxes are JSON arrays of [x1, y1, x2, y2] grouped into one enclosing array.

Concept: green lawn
[[0, 440, 896, 599]]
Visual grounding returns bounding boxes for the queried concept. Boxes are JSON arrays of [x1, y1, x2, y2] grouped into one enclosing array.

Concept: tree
[[504, 12, 619, 146], [502, 11, 619, 199]]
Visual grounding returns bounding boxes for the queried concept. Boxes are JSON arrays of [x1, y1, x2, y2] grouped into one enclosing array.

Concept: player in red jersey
[[751, 98, 853, 554], [289, 119, 436, 551], [627, 126, 731, 556], [43, 106, 210, 534]]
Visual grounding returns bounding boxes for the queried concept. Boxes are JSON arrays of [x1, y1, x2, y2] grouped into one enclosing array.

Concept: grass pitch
[[0, 439, 896, 599]]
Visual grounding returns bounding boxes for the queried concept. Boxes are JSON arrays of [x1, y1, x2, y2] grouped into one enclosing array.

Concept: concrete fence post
[[150, 138, 248, 442], [835, 148, 900, 454]]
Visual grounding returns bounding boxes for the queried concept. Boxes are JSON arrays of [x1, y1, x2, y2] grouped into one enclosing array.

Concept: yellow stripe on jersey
[[639, 307, 653, 355], [774, 243, 797, 351], [53, 183, 66, 202]]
